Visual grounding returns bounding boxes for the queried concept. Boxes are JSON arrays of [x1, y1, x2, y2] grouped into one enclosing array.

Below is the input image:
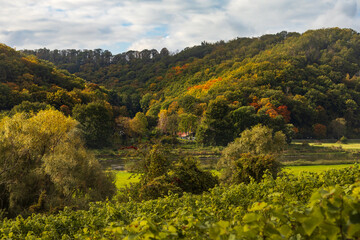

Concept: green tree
[[140, 93, 152, 112], [129, 112, 148, 137], [196, 97, 233, 146], [230, 106, 258, 137], [10, 101, 52, 115], [178, 95, 198, 113], [206, 97, 229, 120], [178, 113, 198, 134], [329, 118, 346, 139], [195, 120, 216, 146], [72, 101, 114, 148], [0, 84, 16, 110]]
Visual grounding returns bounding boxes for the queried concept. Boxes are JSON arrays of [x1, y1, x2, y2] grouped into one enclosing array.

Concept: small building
[[177, 132, 195, 140]]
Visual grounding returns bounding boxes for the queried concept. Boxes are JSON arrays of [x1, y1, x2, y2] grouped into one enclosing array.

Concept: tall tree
[[72, 101, 114, 148]]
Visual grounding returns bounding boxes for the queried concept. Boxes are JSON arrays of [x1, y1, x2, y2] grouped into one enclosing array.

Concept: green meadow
[[284, 164, 355, 175], [115, 171, 140, 188], [114, 164, 357, 189]]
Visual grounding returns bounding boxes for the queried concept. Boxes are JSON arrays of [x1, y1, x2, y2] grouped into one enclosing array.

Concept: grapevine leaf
[[301, 208, 323, 236], [319, 222, 339, 240], [278, 225, 292, 237], [349, 212, 360, 224], [347, 223, 360, 237], [243, 213, 260, 223], [248, 202, 267, 212]]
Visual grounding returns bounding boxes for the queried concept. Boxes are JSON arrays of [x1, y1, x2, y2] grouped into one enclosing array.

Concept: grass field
[[293, 139, 360, 150], [114, 164, 356, 189], [115, 171, 139, 189], [280, 140, 360, 165], [309, 142, 360, 150], [284, 164, 355, 175]]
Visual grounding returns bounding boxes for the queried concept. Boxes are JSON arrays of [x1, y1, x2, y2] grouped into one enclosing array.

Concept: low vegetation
[[1, 166, 359, 239]]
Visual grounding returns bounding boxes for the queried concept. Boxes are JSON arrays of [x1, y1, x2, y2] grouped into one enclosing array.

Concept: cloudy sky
[[1, 0, 360, 54]]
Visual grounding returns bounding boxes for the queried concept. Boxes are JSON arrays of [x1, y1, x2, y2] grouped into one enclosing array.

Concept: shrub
[[302, 141, 310, 147], [159, 135, 179, 145], [219, 124, 286, 170], [170, 157, 218, 194], [138, 176, 183, 201], [222, 153, 282, 184], [339, 136, 348, 144]]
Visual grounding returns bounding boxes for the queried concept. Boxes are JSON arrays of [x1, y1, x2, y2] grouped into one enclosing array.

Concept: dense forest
[[22, 28, 360, 147]]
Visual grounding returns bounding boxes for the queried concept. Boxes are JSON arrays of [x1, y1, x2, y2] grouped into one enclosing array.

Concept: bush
[[339, 136, 348, 144], [138, 176, 183, 201], [222, 153, 282, 184], [170, 157, 218, 194], [219, 124, 286, 170], [302, 141, 310, 147], [159, 135, 179, 145]]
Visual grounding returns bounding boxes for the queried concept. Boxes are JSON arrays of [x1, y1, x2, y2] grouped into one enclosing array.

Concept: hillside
[[0, 44, 126, 113], [0, 44, 133, 148], [23, 28, 360, 145]]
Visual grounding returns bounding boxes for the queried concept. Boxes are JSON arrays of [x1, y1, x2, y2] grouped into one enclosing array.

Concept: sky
[[1, 0, 360, 54]]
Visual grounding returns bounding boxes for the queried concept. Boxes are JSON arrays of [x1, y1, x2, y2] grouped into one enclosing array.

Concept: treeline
[[21, 47, 171, 74]]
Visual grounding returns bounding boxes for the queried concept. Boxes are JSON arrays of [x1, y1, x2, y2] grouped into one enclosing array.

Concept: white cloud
[[0, 0, 360, 53]]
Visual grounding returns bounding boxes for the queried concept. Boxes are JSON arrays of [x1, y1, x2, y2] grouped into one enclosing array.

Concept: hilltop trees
[[0, 110, 115, 216]]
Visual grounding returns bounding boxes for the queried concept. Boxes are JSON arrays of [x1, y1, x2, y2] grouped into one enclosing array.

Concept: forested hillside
[[0, 43, 126, 112], [23, 28, 360, 146], [0, 44, 131, 148]]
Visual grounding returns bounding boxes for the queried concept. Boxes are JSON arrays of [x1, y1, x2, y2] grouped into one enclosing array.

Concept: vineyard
[[1, 165, 360, 239]]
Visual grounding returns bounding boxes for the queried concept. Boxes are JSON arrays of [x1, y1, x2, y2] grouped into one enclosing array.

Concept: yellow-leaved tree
[[0, 109, 115, 216]]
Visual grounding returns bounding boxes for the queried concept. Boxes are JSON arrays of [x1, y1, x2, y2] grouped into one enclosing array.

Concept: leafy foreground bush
[[1, 166, 360, 239]]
